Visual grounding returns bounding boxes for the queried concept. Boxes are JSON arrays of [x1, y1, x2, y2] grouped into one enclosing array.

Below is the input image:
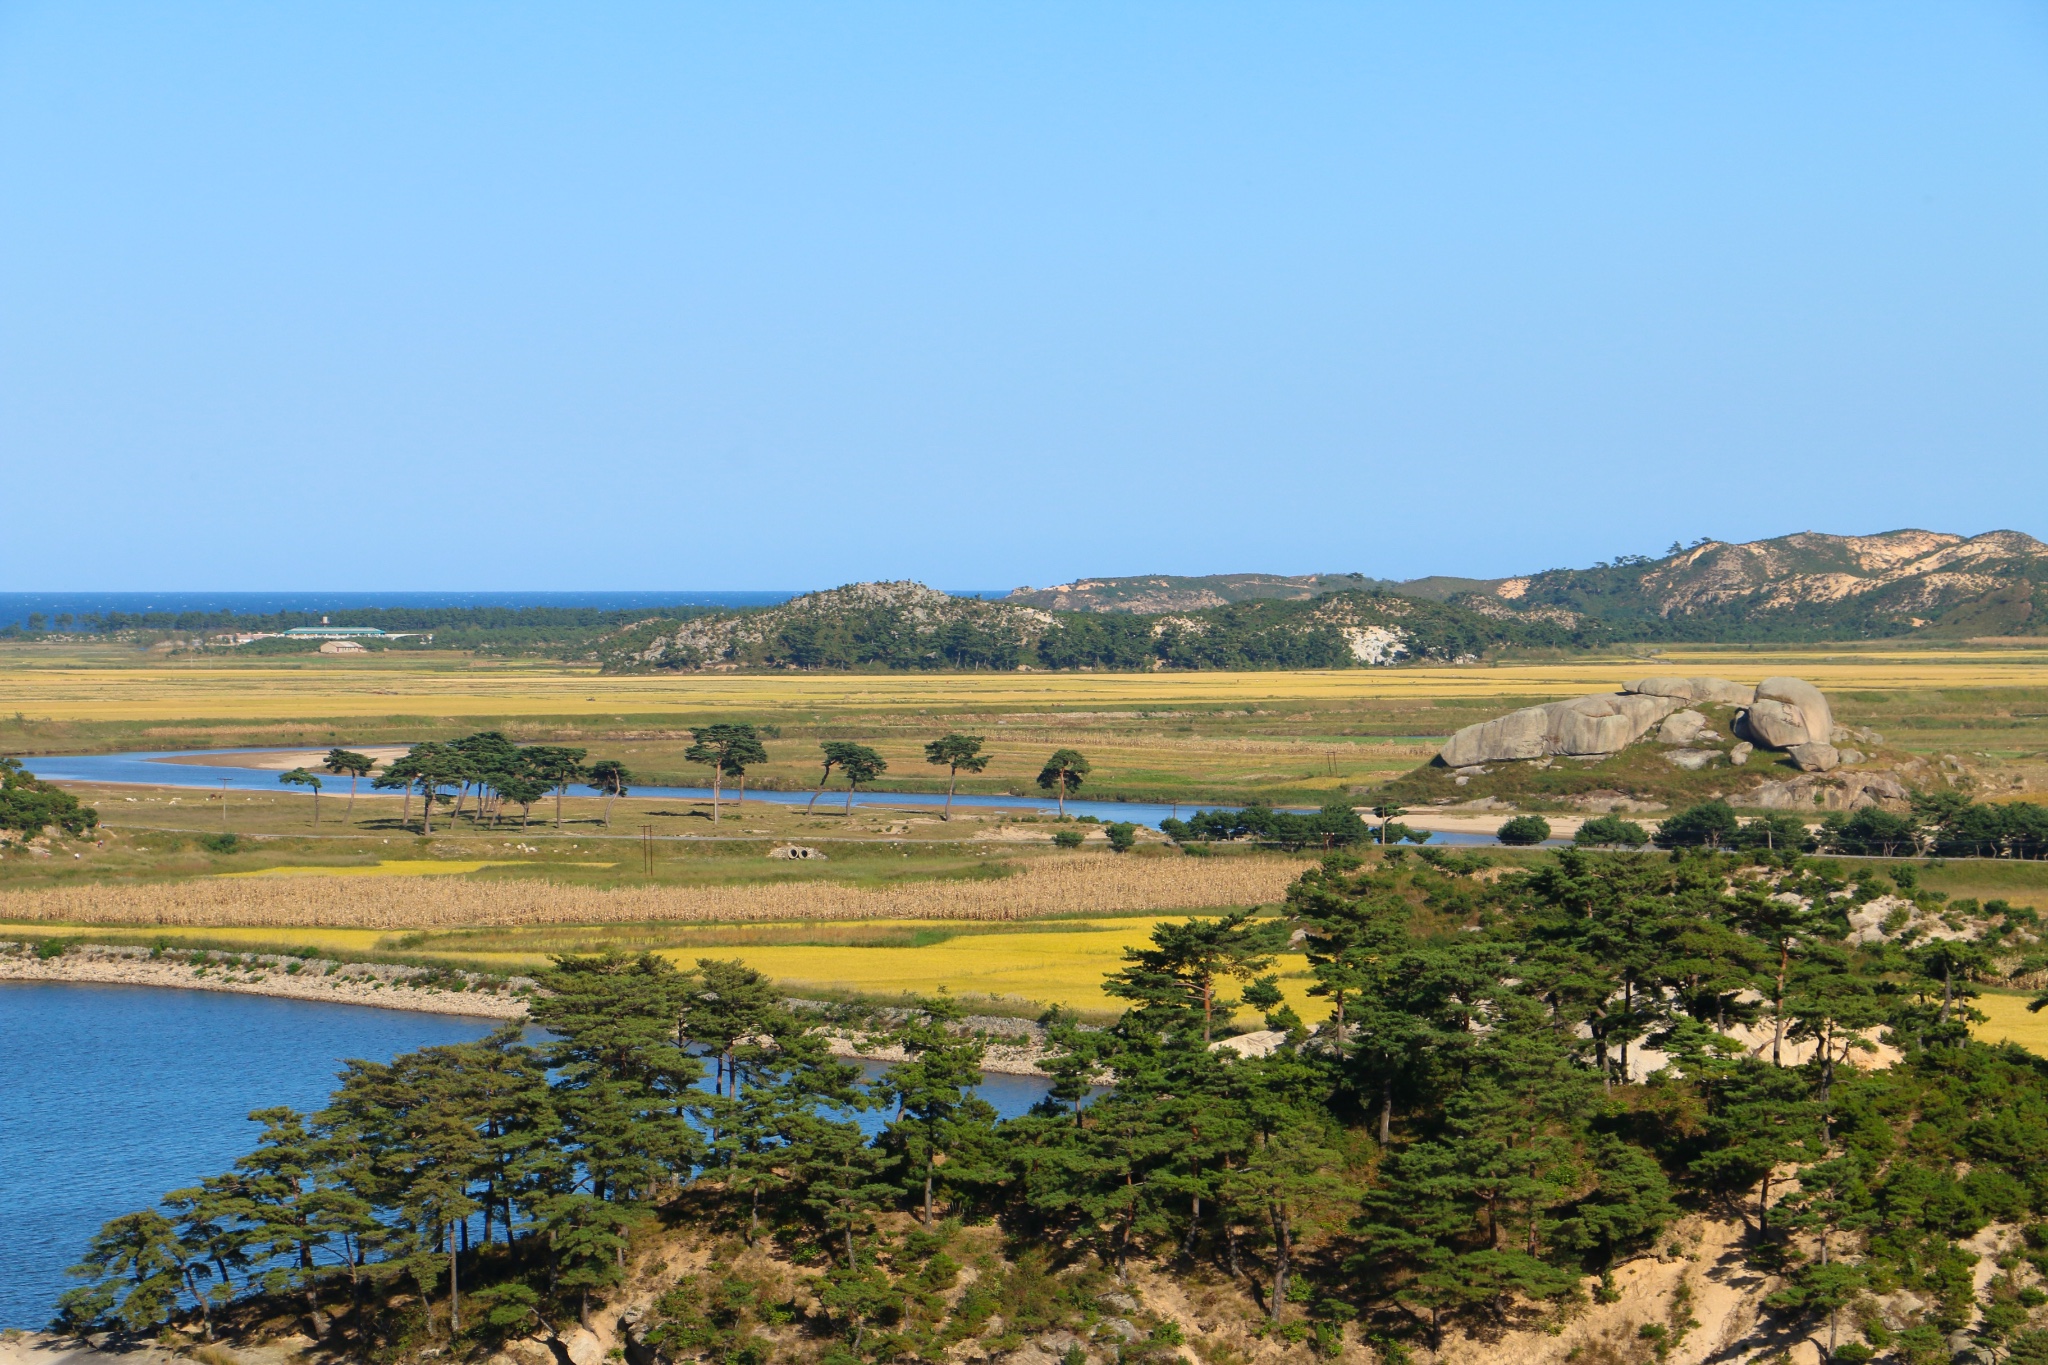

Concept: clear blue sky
[[3, 3, 2044, 591]]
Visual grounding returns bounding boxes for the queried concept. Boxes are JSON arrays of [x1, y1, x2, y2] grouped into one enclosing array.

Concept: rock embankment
[[0, 942, 535, 1019]]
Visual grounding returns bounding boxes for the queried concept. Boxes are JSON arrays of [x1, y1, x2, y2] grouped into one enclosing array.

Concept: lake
[[0, 984, 1056, 1329]]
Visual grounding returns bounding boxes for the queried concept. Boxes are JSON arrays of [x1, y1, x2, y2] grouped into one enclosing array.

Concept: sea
[[0, 984, 1053, 1329], [0, 590, 1009, 630]]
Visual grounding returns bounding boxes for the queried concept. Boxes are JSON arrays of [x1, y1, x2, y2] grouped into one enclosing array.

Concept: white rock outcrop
[[1624, 676, 1756, 706], [1750, 676, 1834, 746], [1788, 741, 1841, 772], [1657, 709, 1711, 745], [1438, 692, 1683, 766], [1439, 674, 1846, 770]]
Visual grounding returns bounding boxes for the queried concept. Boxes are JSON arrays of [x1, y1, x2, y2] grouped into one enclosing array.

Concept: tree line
[[294, 731, 1091, 831], [1565, 791, 2048, 861], [59, 843, 2048, 1362]]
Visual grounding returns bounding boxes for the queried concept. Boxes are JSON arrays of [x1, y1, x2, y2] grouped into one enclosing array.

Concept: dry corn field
[[0, 854, 1311, 929]]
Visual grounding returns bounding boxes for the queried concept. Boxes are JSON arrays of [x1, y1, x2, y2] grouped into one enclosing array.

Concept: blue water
[[0, 984, 500, 1329], [0, 984, 1055, 1328], [23, 747, 1501, 843], [0, 590, 1008, 630]]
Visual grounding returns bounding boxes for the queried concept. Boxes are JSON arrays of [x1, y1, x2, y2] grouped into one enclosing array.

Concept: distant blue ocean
[[0, 590, 1009, 630]]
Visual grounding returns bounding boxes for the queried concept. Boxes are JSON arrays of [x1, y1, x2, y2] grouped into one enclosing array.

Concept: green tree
[[684, 723, 760, 824], [55, 1210, 191, 1334], [834, 743, 888, 816], [1106, 910, 1274, 1044], [1371, 802, 1409, 846], [523, 745, 588, 828], [807, 741, 865, 815], [1573, 813, 1648, 848], [585, 760, 633, 827], [1495, 814, 1550, 846], [875, 993, 995, 1228], [1655, 800, 1740, 849], [279, 767, 324, 825], [497, 772, 550, 828], [1105, 821, 1138, 853], [1036, 748, 1090, 818], [321, 749, 376, 825], [923, 733, 991, 820]]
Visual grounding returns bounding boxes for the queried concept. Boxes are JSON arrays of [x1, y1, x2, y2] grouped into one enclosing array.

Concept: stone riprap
[[1438, 675, 1846, 772]]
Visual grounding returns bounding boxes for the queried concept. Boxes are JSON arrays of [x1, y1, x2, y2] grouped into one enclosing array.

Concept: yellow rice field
[[0, 853, 1310, 929], [6, 649, 2048, 725], [1973, 992, 2048, 1054]]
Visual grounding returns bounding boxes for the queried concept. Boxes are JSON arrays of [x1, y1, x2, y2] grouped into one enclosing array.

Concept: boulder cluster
[[1439, 674, 1846, 772]]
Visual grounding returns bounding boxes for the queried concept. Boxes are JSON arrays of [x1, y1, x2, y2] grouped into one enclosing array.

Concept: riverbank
[[0, 947, 1061, 1075], [0, 945, 530, 1019]]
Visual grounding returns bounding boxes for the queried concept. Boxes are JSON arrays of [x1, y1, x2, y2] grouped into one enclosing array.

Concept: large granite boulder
[[1624, 676, 1755, 706], [1788, 742, 1840, 772], [1753, 677, 1834, 746], [1439, 692, 1681, 766]]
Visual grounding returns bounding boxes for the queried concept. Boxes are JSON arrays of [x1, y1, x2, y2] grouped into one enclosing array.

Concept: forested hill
[[1005, 572, 1498, 613], [594, 581, 1590, 673], [1456, 528, 2048, 641]]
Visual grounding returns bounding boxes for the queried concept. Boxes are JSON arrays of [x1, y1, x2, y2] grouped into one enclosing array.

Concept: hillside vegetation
[[50, 848, 2048, 1365], [1461, 529, 2048, 642], [595, 582, 1585, 674]]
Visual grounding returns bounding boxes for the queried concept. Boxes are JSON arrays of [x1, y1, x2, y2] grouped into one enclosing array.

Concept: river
[[0, 984, 1055, 1330], [28, 747, 1503, 842]]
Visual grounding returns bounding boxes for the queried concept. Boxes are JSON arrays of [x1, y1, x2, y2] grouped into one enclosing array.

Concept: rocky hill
[[1461, 528, 2048, 640], [1006, 571, 1497, 612], [595, 582, 1578, 673], [597, 581, 1055, 672]]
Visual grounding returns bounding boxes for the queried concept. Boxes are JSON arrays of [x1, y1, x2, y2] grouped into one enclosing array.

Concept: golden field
[[7, 646, 2048, 725]]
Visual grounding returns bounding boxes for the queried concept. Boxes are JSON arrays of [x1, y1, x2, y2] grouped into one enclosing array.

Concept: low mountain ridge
[[594, 582, 1575, 673], [1006, 571, 1498, 612], [1468, 528, 2048, 640]]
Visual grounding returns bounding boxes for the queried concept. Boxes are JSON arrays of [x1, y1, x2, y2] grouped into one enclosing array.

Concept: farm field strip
[[9, 653, 2048, 725], [0, 852, 1312, 928]]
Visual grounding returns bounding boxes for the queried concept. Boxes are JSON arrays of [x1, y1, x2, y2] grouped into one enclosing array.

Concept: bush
[[1574, 814, 1648, 848], [1654, 800, 1739, 849], [1496, 815, 1551, 846], [1051, 828, 1086, 849], [1104, 822, 1137, 853], [199, 832, 241, 854]]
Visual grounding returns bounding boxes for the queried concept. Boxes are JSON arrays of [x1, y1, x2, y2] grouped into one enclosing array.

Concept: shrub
[[1105, 822, 1138, 853], [1574, 814, 1648, 848], [199, 832, 241, 854], [1654, 800, 1739, 849], [1051, 828, 1086, 849], [1496, 815, 1551, 846]]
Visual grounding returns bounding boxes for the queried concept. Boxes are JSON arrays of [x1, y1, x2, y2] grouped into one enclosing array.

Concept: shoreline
[[0, 953, 1058, 1076], [0, 952, 529, 1019]]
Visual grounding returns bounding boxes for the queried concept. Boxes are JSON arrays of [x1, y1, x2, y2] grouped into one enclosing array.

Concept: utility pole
[[220, 778, 230, 832], [641, 824, 654, 876]]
